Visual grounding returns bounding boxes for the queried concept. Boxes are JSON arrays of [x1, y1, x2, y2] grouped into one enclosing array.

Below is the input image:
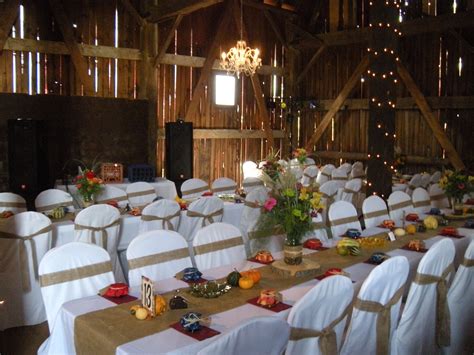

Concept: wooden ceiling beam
[[147, 0, 223, 23], [449, 29, 474, 54], [184, 0, 233, 121], [305, 55, 369, 151], [0, 0, 20, 55], [396, 62, 465, 170], [295, 44, 327, 86], [242, 0, 297, 18], [118, 0, 146, 27], [153, 15, 183, 67], [263, 10, 287, 47], [48, 0, 94, 95]]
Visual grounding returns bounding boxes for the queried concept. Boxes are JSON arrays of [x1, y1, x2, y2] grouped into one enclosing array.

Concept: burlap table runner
[[74, 224, 458, 355]]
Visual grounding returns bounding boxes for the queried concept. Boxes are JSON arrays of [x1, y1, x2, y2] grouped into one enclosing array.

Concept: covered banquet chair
[[211, 177, 238, 195], [242, 160, 259, 179], [95, 185, 129, 208], [180, 178, 210, 199], [179, 196, 224, 242], [362, 195, 390, 229], [125, 181, 157, 209], [139, 199, 181, 233], [387, 191, 414, 223], [336, 178, 362, 206], [328, 201, 361, 240], [412, 187, 431, 214], [405, 173, 422, 196], [316, 164, 335, 186], [429, 183, 451, 211], [0, 192, 27, 213], [301, 165, 319, 187], [242, 176, 265, 194], [35, 189, 74, 213]]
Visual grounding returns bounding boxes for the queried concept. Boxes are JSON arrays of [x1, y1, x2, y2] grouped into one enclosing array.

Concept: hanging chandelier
[[220, 1, 262, 78]]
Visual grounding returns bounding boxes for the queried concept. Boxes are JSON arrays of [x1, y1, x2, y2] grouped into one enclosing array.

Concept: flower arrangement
[[438, 170, 473, 203], [75, 169, 104, 203], [257, 170, 324, 247], [259, 148, 284, 181], [293, 148, 307, 165]]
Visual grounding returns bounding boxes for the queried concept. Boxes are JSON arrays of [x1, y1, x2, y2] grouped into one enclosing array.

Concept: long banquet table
[[39, 223, 473, 355]]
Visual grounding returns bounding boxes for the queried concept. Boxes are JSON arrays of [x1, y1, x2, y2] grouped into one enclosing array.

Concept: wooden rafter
[[48, 0, 94, 95], [0, 0, 20, 55], [231, 0, 274, 147], [153, 15, 183, 67], [263, 10, 286, 47], [396, 62, 465, 170], [118, 0, 146, 27], [305, 55, 370, 151], [449, 30, 474, 54], [295, 44, 327, 86], [148, 0, 223, 23], [242, 0, 297, 18], [184, 0, 233, 121]]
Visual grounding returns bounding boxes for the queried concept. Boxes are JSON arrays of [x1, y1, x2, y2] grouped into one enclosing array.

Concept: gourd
[[424, 216, 438, 230], [241, 269, 261, 284], [155, 295, 167, 315], [405, 224, 417, 235], [226, 270, 242, 286], [238, 276, 254, 289], [394, 228, 406, 238]]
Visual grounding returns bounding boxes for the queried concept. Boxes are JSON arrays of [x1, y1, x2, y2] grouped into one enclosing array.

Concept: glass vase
[[81, 193, 94, 208], [283, 233, 303, 265], [453, 198, 463, 216]]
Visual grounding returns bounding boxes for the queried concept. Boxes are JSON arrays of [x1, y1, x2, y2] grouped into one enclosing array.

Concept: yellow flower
[[299, 188, 309, 201]]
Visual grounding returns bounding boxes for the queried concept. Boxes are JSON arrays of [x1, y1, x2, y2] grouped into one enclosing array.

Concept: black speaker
[[8, 119, 50, 201], [165, 121, 193, 194]]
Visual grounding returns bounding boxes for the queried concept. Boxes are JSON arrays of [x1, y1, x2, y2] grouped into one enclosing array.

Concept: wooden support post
[[48, 0, 94, 96], [295, 44, 327, 87], [185, 1, 232, 121], [153, 15, 183, 67], [397, 62, 466, 170], [0, 0, 20, 54], [305, 55, 369, 151], [231, 0, 274, 148]]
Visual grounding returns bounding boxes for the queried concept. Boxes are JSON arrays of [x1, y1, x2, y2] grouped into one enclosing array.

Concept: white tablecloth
[[56, 178, 178, 201], [39, 232, 472, 355]]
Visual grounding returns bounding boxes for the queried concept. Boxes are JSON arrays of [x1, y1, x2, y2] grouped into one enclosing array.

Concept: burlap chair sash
[[431, 193, 447, 201], [290, 303, 351, 355], [332, 176, 348, 181], [321, 192, 337, 205], [127, 189, 155, 198], [461, 257, 474, 267], [0, 201, 26, 208], [211, 185, 237, 193], [354, 284, 405, 355], [413, 200, 431, 208], [0, 225, 52, 291], [312, 222, 326, 230], [352, 172, 366, 179], [244, 200, 262, 209], [321, 172, 331, 178], [414, 263, 454, 347], [128, 248, 189, 270], [304, 173, 317, 185], [141, 211, 181, 231], [181, 185, 209, 196], [36, 201, 73, 212], [39, 261, 113, 287], [363, 209, 388, 220], [96, 195, 128, 203], [186, 208, 223, 227], [193, 236, 243, 256], [74, 219, 120, 250], [243, 181, 264, 188], [388, 200, 412, 212], [343, 188, 358, 194], [330, 215, 359, 227], [407, 184, 417, 190]]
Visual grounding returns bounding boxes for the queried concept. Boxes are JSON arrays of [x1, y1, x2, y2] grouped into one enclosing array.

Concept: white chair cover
[[393, 239, 456, 355], [341, 256, 410, 355], [328, 201, 361, 240], [74, 204, 124, 282], [181, 196, 224, 242], [352, 161, 364, 171], [405, 173, 422, 196], [443, 240, 474, 355], [289, 164, 304, 181], [211, 177, 238, 195], [95, 185, 129, 208], [304, 157, 316, 166], [319, 181, 340, 224], [336, 178, 362, 205], [287, 275, 354, 355], [412, 187, 431, 214], [0, 192, 27, 213], [35, 189, 74, 213], [316, 164, 335, 186], [242, 160, 259, 179], [239, 187, 268, 255], [388, 191, 414, 223], [125, 182, 157, 209], [192, 222, 246, 270], [0, 212, 51, 330], [126, 230, 192, 286], [362, 195, 390, 229], [139, 199, 181, 233], [181, 178, 210, 199], [301, 165, 320, 187], [339, 162, 352, 175], [278, 159, 289, 170], [242, 177, 265, 194], [420, 173, 431, 189], [38, 242, 115, 332], [331, 168, 348, 190], [429, 183, 451, 209], [350, 166, 366, 179], [430, 171, 441, 185], [197, 316, 290, 355]]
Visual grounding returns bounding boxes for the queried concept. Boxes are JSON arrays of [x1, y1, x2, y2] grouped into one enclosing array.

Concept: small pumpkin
[[135, 307, 148, 320], [226, 270, 242, 287], [155, 295, 167, 315], [238, 275, 254, 289], [394, 228, 406, 238], [424, 216, 438, 230], [241, 269, 261, 284], [405, 224, 417, 235]]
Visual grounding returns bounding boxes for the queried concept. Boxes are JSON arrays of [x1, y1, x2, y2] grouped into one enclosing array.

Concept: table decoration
[[238, 275, 254, 289], [380, 219, 396, 229], [259, 148, 284, 182], [303, 238, 327, 250], [250, 250, 274, 264], [240, 269, 261, 284], [440, 227, 464, 238], [74, 168, 104, 207], [316, 268, 351, 281], [100, 163, 123, 183], [358, 236, 388, 248], [423, 216, 438, 229], [272, 258, 321, 278], [100, 283, 129, 298], [257, 170, 324, 265], [439, 170, 474, 214], [49, 206, 67, 219], [393, 228, 406, 238], [0, 210, 14, 218], [445, 212, 474, 220], [293, 147, 307, 165], [189, 280, 231, 298], [402, 239, 427, 252], [406, 213, 420, 222], [336, 238, 361, 256], [169, 290, 189, 310], [365, 252, 390, 265], [417, 224, 427, 232], [345, 228, 362, 239], [428, 207, 441, 215], [464, 219, 474, 228], [178, 267, 204, 283], [405, 224, 417, 234], [226, 270, 242, 286], [171, 313, 219, 341]]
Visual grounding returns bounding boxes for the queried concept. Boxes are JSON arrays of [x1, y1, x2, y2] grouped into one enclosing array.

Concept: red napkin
[[101, 295, 138, 305], [246, 296, 292, 313], [170, 322, 220, 341], [401, 244, 428, 253]]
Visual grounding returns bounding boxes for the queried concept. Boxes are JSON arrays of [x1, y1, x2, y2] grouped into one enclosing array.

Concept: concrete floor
[[0, 322, 48, 355]]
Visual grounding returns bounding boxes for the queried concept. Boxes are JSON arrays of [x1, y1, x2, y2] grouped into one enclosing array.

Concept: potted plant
[[257, 170, 324, 265], [438, 170, 473, 215]]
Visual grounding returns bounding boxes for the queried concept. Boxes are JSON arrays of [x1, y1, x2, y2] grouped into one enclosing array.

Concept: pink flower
[[264, 197, 277, 211], [458, 183, 465, 190]]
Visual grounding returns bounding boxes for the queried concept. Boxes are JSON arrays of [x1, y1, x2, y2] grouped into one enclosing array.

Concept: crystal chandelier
[[220, 1, 262, 78]]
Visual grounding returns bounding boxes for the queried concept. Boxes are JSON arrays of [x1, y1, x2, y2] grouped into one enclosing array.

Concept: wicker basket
[[100, 163, 123, 183]]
